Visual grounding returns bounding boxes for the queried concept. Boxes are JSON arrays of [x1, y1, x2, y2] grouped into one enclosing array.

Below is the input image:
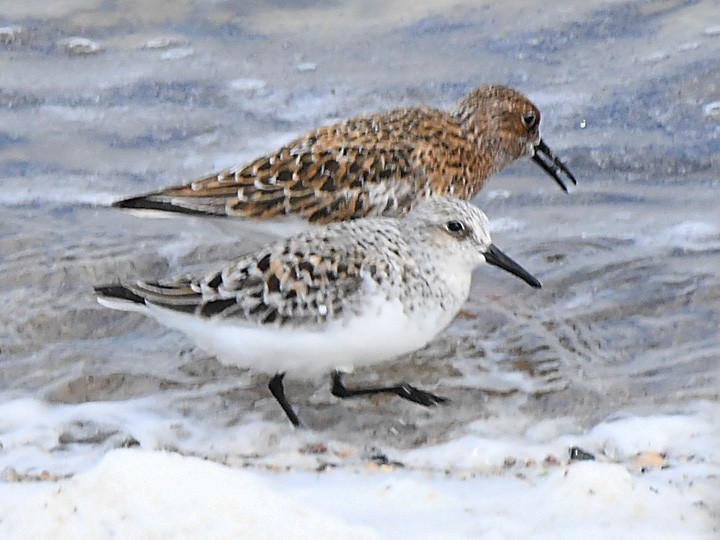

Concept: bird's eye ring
[[521, 111, 537, 129], [446, 220, 465, 235]]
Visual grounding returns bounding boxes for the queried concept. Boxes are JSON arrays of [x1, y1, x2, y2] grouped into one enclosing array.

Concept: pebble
[[299, 442, 328, 455], [631, 451, 667, 472], [569, 446, 595, 461], [4, 467, 19, 482]]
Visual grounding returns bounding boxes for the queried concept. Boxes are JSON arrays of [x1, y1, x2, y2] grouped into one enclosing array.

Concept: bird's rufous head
[[452, 85, 576, 192]]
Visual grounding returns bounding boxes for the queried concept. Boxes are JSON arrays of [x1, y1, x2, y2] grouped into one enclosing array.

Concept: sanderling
[[95, 197, 540, 427], [113, 85, 576, 224]]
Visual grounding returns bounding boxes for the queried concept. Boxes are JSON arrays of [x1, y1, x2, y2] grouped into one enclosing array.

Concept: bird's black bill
[[532, 139, 577, 193], [484, 244, 541, 289]]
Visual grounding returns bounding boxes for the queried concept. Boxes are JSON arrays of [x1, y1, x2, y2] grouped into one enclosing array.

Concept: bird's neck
[[453, 111, 508, 179]]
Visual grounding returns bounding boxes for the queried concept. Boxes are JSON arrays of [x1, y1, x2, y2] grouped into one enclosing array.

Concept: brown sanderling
[[95, 198, 541, 427], [114, 85, 576, 225]]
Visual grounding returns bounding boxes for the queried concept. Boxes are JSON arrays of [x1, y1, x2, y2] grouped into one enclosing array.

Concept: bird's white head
[[404, 197, 541, 288]]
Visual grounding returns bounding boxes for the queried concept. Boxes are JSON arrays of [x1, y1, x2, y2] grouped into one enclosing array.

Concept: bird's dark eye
[[521, 111, 537, 129], [446, 220, 465, 235]]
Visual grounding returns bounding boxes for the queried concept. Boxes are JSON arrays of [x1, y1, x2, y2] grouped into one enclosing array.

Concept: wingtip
[[111, 198, 130, 209], [111, 195, 216, 216], [112, 196, 152, 210], [94, 284, 145, 305]]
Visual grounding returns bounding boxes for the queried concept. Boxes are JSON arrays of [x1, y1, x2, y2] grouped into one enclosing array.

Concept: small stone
[[569, 446, 595, 461], [120, 436, 141, 448], [60, 37, 101, 56], [631, 451, 667, 472], [3, 467, 19, 482], [367, 451, 403, 468], [300, 442, 328, 455], [333, 448, 352, 459]]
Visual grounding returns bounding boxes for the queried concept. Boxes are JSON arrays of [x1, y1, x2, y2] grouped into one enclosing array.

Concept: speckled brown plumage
[[114, 85, 576, 224]]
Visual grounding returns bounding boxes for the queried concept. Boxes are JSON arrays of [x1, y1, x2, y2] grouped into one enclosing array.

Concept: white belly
[[149, 294, 457, 378]]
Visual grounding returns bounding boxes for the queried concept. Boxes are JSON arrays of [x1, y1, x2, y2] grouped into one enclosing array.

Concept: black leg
[[331, 371, 449, 406], [268, 373, 302, 427]]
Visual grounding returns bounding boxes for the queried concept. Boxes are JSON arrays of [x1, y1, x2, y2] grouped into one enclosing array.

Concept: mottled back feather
[[114, 85, 576, 222], [119, 218, 447, 328]]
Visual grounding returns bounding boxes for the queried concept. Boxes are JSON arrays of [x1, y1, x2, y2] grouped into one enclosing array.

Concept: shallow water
[[0, 0, 719, 475]]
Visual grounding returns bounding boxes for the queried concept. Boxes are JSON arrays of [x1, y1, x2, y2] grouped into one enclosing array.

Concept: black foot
[[268, 373, 302, 428], [331, 371, 449, 407]]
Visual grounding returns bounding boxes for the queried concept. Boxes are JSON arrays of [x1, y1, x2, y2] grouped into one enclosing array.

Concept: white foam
[[643, 50, 670, 63], [0, 449, 374, 539], [678, 41, 701, 51], [160, 47, 194, 60], [0, 397, 716, 538], [229, 78, 267, 92], [643, 220, 720, 251], [400, 401, 719, 472], [296, 62, 318, 73], [703, 100, 720, 117], [59, 37, 101, 55], [143, 36, 189, 50]]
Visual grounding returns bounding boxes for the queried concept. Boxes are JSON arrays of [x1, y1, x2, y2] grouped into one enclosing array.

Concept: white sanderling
[[95, 197, 541, 427], [113, 85, 575, 224]]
